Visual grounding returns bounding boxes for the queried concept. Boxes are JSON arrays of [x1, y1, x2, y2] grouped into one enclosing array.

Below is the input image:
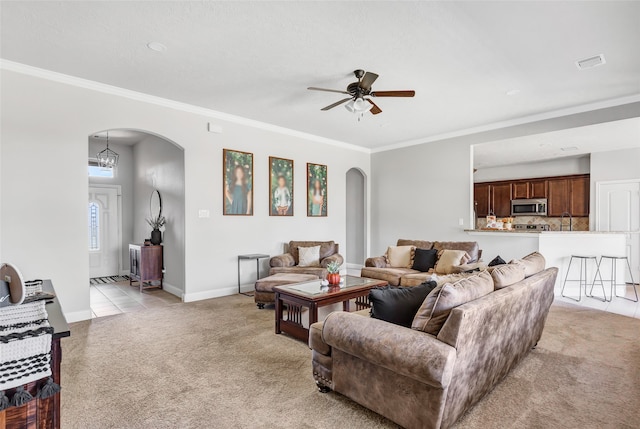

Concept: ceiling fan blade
[[308, 87, 350, 95], [367, 99, 382, 115], [359, 72, 379, 91], [371, 90, 415, 97], [321, 97, 352, 111]]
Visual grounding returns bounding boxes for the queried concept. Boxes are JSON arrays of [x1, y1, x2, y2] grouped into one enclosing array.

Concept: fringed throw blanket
[[0, 301, 53, 390]]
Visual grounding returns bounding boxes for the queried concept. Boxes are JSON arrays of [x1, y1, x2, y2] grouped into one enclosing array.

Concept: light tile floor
[[90, 281, 182, 318], [554, 282, 640, 318]]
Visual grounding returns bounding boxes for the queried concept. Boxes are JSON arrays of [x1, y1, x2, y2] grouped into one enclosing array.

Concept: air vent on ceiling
[[575, 54, 606, 70]]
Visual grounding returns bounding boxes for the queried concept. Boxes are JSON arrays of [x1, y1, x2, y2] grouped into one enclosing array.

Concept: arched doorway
[[346, 168, 367, 273], [88, 129, 185, 317]]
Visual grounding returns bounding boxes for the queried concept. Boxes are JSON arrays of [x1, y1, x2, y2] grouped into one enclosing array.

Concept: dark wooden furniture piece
[[0, 280, 70, 429], [129, 244, 163, 292], [237, 254, 270, 294], [274, 276, 388, 342], [474, 174, 589, 218]]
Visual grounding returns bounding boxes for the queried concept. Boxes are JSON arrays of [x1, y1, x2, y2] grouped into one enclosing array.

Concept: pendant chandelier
[[96, 132, 119, 168]]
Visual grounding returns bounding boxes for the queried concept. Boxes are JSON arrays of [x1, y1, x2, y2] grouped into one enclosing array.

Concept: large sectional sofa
[[310, 254, 556, 429], [361, 239, 483, 286]]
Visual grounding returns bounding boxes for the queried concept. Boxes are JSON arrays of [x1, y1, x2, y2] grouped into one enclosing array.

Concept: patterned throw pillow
[[298, 246, 321, 267]]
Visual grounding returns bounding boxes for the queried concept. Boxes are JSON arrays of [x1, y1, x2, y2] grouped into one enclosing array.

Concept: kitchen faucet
[[560, 212, 573, 231]]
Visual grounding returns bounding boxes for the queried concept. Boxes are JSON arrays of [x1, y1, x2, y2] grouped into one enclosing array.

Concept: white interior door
[[597, 181, 640, 282], [88, 186, 120, 278]]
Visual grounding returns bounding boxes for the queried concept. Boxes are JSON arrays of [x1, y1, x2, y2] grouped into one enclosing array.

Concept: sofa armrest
[[322, 312, 456, 388], [270, 253, 295, 268], [365, 256, 388, 268], [320, 253, 344, 268]]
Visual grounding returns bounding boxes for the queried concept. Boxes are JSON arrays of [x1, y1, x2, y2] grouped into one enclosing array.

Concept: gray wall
[[88, 141, 134, 271], [370, 102, 640, 262], [474, 155, 591, 183], [132, 135, 185, 293], [346, 168, 365, 265]]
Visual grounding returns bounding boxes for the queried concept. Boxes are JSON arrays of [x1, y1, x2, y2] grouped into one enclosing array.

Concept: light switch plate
[[198, 210, 210, 218]]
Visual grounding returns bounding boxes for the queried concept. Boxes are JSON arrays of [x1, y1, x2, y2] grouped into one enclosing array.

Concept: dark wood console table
[[0, 280, 70, 429]]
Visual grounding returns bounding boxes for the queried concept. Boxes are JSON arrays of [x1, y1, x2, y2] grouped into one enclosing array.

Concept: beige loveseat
[[311, 257, 557, 429], [361, 239, 483, 286], [269, 240, 344, 278]]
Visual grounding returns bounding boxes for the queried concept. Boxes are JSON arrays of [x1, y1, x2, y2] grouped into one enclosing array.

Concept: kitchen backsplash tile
[[475, 216, 589, 231]]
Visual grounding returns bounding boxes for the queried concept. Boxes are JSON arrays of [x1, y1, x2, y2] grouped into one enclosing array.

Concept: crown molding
[[370, 93, 640, 154], [0, 59, 370, 154]]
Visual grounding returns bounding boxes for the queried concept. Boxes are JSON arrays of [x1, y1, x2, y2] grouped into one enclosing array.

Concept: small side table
[[238, 254, 270, 294]]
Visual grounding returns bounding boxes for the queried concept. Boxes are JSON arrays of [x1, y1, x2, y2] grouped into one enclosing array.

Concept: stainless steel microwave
[[511, 199, 547, 216]]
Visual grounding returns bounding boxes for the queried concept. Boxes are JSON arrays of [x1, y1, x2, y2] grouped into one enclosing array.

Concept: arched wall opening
[[88, 128, 186, 305], [345, 167, 367, 270]]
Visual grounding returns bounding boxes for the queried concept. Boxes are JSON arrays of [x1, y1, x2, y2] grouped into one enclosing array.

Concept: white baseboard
[[183, 286, 240, 303], [64, 309, 92, 323], [162, 282, 184, 300]]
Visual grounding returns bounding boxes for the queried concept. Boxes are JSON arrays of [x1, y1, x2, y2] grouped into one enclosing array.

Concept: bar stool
[[590, 256, 639, 302], [561, 255, 606, 302]]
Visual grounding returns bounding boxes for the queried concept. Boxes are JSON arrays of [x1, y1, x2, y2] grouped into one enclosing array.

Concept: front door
[[88, 186, 120, 278], [597, 181, 640, 282]]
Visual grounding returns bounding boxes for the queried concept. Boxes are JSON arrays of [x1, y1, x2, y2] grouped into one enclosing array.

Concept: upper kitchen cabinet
[[475, 174, 589, 218], [546, 175, 590, 217], [529, 180, 548, 199], [474, 183, 512, 217]]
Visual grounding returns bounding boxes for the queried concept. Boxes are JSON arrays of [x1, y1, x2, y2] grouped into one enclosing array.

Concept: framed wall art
[[269, 157, 294, 216], [307, 163, 327, 217], [223, 149, 253, 216]]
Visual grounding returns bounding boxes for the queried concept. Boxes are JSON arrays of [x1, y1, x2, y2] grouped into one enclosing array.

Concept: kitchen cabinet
[[529, 180, 547, 198], [474, 183, 511, 217], [492, 183, 512, 217], [475, 174, 588, 218], [546, 176, 590, 217], [512, 182, 530, 199], [569, 176, 590, 217]]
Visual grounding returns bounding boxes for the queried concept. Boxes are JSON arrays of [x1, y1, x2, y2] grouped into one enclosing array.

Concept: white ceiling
[[2, 1, 640, 149], [474, 117, 640, 168]]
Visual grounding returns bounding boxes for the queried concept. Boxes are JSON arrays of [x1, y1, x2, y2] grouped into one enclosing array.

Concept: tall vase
[[150, 229, 162, 245]]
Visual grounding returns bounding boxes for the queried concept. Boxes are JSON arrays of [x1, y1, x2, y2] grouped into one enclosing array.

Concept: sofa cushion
[[255, 273, 319, 293], [490, 264, 526, 289], [434, 241, 480, 263], [298, 245, 321, 267], [269, 266, 326, 277], [412, 270, 494, 335], [434, 249, 470, 274], [385, 246, 416, 268], [360, 267, 418, 286], [397, 239, 433, 250], [369, 281, 438, 328], [400, 272, 433, 287], [510, 251, 546, 277], [412, 248, 438, 272], [289, 241, 335, 264]]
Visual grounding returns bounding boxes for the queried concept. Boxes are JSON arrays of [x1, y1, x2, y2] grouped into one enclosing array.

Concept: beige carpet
[[61, 296, 640, 429]]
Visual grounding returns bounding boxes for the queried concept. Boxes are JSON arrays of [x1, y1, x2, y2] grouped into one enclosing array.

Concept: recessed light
[[506, 89, 521, 96], [560, 146, 579, 151], [575, 54, 605, 70], [146, 42, 167, 52]]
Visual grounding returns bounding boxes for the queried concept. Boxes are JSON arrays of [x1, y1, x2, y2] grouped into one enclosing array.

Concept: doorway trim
[[88, 184, 123, 275]]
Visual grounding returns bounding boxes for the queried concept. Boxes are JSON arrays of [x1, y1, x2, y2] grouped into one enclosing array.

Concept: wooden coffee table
[[274, 275, 388, 342]]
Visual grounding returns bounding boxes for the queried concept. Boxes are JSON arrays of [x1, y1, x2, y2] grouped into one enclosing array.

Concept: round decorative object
[[327, 273, 341, 285], [150, 229, 162, 245], [0, 262, 26, 305]]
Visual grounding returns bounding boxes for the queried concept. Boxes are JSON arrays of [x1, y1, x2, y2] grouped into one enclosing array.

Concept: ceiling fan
[[308, 69, 415, 116]]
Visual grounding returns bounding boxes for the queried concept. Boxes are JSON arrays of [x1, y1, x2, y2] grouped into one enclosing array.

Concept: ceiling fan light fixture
[[345, 97, 372, 114]]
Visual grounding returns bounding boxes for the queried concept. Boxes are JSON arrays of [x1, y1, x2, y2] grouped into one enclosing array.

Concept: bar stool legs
[[591, 256, 639, 303], [561, 256, 606, 302]]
